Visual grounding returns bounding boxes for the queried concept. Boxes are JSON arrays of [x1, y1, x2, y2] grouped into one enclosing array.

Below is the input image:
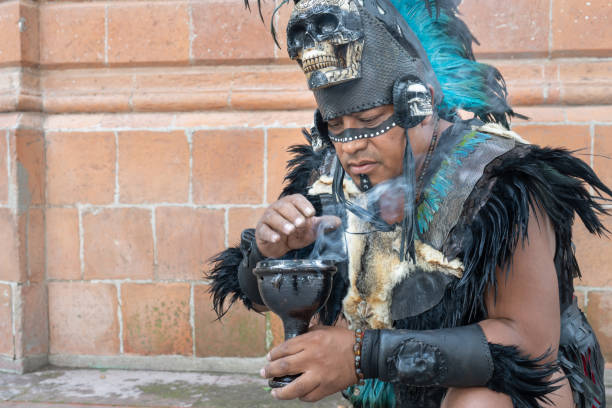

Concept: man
[[208, 0, 609, 407]]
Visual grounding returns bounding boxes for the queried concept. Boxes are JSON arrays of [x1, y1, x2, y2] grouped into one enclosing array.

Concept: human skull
[[287, 0, 364, 90]]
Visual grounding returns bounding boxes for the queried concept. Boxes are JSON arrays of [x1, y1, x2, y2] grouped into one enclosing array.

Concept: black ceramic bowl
[[253, 259, 337, 388]]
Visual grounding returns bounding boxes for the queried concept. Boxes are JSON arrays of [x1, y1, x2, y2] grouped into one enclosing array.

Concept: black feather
[[207, 246, 253, 319], [487, 345, 562, 408], [444, 145, 612, 319]]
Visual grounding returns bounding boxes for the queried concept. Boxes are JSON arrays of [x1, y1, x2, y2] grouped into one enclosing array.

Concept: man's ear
[[310, 109, 331, 152], [392, 75, 433, 129]]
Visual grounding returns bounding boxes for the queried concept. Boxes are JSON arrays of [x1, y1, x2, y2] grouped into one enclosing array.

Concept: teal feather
[[417, 131, 491, 234], [345, 379, 396, 408], [388, 0, 517, 128]]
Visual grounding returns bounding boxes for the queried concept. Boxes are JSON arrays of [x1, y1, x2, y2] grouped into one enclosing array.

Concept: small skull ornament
[[287, 0, 364, 90]]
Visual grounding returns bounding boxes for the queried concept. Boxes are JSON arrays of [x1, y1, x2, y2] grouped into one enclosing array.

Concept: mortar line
[[116, 282, 124, 354], [104, 5, 109, 66], [10, 283, 17, 359], [548, 0, 553, 59], [6, 130, 16, 213], [187, 130, 193, 204], [151, 208, 158, 281], [224, 208, 229, 249], [24, 210, 30, 281], [114, 131, 120, 204], [35, 203, 269, 210], [263, 127, 269, 205], [47, 278, 212, 284], [583, 288, 589, 308], [575, 286, 612, 292], [190, 283, 196, 356], [188, 2, 194, 63], [78, 205, 85, 280]]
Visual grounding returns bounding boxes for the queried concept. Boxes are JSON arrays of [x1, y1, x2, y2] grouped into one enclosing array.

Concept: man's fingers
[[271, 374, 318, 401], [268, 337, 304, 361], [257, 223, 281, 243], [274, 202, 307, 228], [312, 215, 342, 232], [262, 353, 303, 378], [287, 194, 316, 218], [262, 211, 296, 236]]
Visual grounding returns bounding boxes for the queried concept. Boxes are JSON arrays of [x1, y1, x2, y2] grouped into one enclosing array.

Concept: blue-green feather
[[345, 379, 396, 408], [388, 0, 517, 128], [417, 131, 491, 234]]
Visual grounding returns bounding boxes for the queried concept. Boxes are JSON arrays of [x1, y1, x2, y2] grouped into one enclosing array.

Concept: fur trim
[[475, 123, 530, 144], [487, 344, 562, 408]]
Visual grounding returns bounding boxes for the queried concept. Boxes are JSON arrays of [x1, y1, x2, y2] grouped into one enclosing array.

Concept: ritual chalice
[[253, 259, 337, 388]]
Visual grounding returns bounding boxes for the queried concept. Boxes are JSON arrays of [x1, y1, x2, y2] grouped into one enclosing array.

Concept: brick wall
[[0, 0, 610, 373]]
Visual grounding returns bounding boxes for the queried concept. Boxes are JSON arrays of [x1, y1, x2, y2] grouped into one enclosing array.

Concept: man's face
[[328, 105, 406, 186]]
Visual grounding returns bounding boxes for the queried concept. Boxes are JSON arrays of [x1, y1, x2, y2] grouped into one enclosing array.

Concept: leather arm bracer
[[361, 324, 494, 387]]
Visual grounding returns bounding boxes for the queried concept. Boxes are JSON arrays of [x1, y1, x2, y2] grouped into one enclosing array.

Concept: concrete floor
[[0, 367, 348, 408], [0, 367, 609, 408]]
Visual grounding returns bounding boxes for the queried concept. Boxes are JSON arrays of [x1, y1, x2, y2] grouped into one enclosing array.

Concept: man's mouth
[[348, 161, 377, 174]]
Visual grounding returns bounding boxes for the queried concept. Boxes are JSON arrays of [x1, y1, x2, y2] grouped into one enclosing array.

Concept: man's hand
[[260, 326, 357, 402], [255, 194, 341, 259]]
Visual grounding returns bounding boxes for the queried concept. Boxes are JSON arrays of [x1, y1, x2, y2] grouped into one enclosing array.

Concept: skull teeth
[[302, 55, 340, 73]]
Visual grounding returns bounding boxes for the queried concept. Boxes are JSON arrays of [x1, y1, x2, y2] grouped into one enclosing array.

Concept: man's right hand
[[255, 194, 341, 259]]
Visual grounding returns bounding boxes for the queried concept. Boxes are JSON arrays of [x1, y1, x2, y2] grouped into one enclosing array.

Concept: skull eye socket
[[316, 14, 339, 35], [288, 24, 306, 49]]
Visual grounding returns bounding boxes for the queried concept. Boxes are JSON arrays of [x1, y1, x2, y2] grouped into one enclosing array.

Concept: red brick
[[108, 3, 190, 65], [47, 132, 115, 205], [156, 207, 225, 280], [0, 130, 8, 204], [573, 213, 612, 288], [270, 312, 283, 349], [131, 92, 228, 112], [134, 71, 234, 91], [459, 0, 549, 57], [43, 71, 134, 93], [193, 129, 264, 204], [0, 284, 12, 356], [511, 106, 566, 123], [49, 282, 119, 355], [46, 208, 81, 281], [585, 291, 612, 361], [27, 209, 45, 283], [512, 125, 591, 152], [574, 290, 586, 310], [174, 110, 312, 129], [231, 91, 316, 111], [44, 94, 131, 114], [228, 207, 266, 246], [0, 209, 21, 282], [231, 69, 305, 91], [15, 129, 44, 206], [562, 84, 612, 106], [266, 128, 308, 203], [83, 208, 154, 280], [0, 2, 21, 65], [566, 106, 612, 123], [552, 0, 612, 57], [21, 283, 48, 356], [194, 285, 266, 357], [594, 126, 612, 190], [118, 131, 189, 203], [122, 283, 192, 356], [19, 3, 39, 66], [39, 3, 104, 66], [191, 0, 275, 61]]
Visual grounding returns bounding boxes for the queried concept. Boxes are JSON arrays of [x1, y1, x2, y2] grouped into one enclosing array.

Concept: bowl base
[[269, 374, 301, 388]]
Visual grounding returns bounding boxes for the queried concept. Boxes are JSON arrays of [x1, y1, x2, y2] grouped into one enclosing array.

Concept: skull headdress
[[287, 0, 364, 90]]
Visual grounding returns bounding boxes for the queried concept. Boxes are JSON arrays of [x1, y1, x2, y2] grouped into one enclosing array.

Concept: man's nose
[[340, 137, 368, 154]]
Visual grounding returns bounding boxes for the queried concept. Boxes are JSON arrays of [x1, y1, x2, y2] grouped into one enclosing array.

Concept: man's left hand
[[260, 325, 357, 402]]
